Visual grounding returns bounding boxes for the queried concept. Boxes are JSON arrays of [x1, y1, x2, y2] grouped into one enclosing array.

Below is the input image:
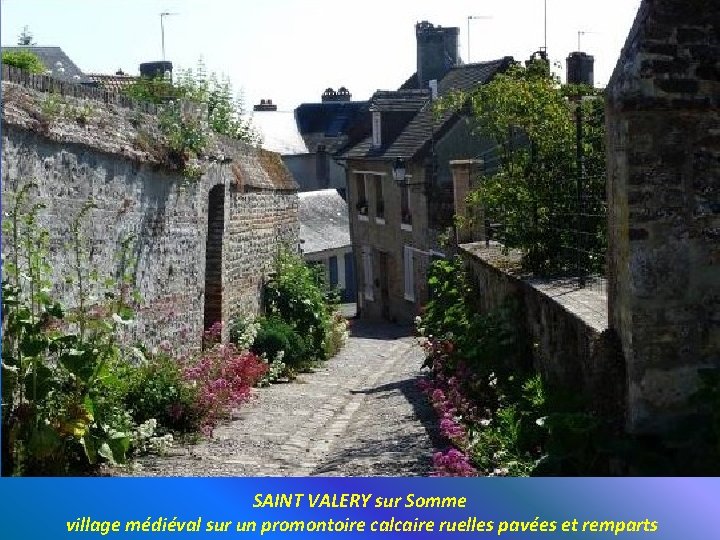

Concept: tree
[[17, 26, 36, 46], [438, 61, 606, 275]]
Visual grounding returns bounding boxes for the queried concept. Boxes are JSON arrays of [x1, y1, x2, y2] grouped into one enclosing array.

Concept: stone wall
[[2, 79, 299, 352], [459, 243, 625, 422], [606, 0, 720, 432]]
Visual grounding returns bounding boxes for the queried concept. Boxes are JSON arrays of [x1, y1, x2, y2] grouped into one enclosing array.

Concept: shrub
[[251, 316, 309, 371], [324, 311, 349, 359], [2, 50, 45, 73], [124, 353, 201, 434], [264, 249, 334, 361]]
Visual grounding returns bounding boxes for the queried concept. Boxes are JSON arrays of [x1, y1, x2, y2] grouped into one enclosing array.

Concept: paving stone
[[123, 321, 437, 477]]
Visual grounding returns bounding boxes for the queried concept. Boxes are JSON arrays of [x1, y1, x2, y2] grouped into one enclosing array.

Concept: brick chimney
[[253, 99, 277, 112], [416, 21, 459, 88]]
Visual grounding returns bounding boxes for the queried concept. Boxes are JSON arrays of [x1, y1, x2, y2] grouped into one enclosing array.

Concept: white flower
[[535, 416, 547, 427], [479, 418, 492, 427], [112, 313, 134, 326]]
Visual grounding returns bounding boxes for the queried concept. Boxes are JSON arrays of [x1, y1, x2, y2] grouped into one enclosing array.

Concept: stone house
[[339, 21, 512, 323], [252, 93, 368, 305], [292, 89, 370, 198]]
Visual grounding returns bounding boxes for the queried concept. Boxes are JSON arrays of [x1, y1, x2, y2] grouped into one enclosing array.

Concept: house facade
[[340, 21, 511, 323]]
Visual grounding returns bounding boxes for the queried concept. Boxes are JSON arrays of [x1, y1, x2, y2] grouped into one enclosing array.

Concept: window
[[372, 112, 381, 148], [329, 256, 338, 288], [400, 184, 412, 228], [362, 247, 374, 301], [403, 245, 415, 302], [356, 173, 368, 217], [373, 174, 385, 221]]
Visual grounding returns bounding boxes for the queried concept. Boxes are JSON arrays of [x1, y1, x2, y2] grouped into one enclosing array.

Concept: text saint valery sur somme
[[253, 493, 467, 509]]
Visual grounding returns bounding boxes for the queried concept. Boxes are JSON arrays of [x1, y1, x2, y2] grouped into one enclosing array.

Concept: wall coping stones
[[459, 242, 609, 333]]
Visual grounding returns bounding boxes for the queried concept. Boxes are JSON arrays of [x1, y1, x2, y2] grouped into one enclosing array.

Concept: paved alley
[[129, 321, 438, 476]]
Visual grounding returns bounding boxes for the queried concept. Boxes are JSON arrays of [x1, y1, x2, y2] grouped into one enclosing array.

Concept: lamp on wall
[[392, 157, 407, 185]]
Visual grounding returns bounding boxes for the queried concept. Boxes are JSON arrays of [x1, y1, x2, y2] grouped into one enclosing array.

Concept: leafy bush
[[264, 250, 334, 362], [251, 316, 309, 371], [124, 353, 201, 434], [123, 76, 179, 105], [2, 50, 45, 73], [324, 312, 349, 359]]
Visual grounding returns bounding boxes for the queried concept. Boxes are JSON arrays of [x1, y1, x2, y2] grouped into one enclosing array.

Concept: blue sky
[[1, 0, 642, 112]]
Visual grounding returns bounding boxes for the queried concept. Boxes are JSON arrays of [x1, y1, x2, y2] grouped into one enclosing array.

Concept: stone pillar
[[606, 0, 720, 433], [450, 159, 483, 244]]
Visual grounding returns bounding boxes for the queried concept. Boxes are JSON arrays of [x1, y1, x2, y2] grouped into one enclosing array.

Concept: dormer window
[[372, 111, 382, 148]]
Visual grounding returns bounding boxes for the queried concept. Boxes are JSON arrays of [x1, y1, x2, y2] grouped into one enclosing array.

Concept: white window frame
[[362, 247, 374, 301], [403, 245, 415, 302], [337, 253, 346, 290]]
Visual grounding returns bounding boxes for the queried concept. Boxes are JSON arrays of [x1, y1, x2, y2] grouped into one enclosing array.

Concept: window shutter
[[404, 246, 415, 302]]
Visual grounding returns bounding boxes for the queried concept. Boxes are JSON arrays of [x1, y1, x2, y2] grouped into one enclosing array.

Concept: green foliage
[[251, 316, 310, 371], [419, 257, 619, 476], [125, 62, 259, 177], [122, 77, 179, 105], [2, 50, 45, 73], [124, 353, 201, 434], [158, 105, 208, 167], [438, 63, 606, 275], [174, 63, 259, 143], [263, 249, 335, 362], [1, 185, 133, 474], [422, 257, 519, 374]]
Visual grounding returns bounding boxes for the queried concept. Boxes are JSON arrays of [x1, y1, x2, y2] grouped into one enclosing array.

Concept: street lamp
[[160, 12, 178, 61], [467, 15, 492, 63]]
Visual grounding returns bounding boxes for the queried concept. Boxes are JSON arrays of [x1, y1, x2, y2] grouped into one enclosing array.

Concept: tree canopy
[[438, 61, 606, 275]]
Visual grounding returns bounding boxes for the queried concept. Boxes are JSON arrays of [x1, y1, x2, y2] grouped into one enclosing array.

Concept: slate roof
[[295, 101, 370, 153], [4, 46, 91, 84], [370, 89, 430, 112], [252, 110, 309, 154], [343, 58, 512, 161], [298, 189, 351, 255], [86, 73, 138, 92]]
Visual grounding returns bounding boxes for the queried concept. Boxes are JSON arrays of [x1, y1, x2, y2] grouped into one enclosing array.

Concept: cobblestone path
[[130, 321, 439, 476]]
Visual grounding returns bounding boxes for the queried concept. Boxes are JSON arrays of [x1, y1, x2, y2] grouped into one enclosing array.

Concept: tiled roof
[[343, 58, 512, 161], [3, 46, 91, 84], [86, 73, 138, 92], [298, 189, 351, 254]]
